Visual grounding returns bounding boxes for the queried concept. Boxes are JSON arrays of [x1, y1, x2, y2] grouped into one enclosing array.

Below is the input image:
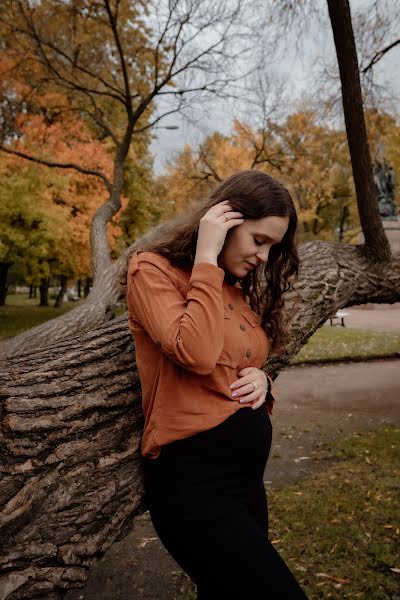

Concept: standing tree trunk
[[54, 276, 68, 308], [0, 263, 12, 306], [77, 279, 82, 298], [39, 278, 50, 307], [327, 0, 391, 262], [83, 278, 92, 298], [338, 203, 349, 243]]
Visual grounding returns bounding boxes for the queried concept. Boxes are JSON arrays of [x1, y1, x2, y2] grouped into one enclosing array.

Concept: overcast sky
[[150, 0, 400, 174]]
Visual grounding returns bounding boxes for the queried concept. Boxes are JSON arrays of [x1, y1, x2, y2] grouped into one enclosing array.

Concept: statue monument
[[373, 159, 397, 219], [358, 159, 399, 309]]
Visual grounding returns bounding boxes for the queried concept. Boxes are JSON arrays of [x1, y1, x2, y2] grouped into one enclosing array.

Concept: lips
[[245, 261, 257, 269]]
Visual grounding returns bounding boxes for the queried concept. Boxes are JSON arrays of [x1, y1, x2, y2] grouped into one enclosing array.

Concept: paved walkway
[[325, 303, 400, 332]]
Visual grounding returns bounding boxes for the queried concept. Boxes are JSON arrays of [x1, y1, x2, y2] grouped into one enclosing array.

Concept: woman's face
[[217, 215, 289, 278]]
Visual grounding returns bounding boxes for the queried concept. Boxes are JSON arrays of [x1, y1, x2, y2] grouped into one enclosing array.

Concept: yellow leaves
[[159, 107, 361, 241]]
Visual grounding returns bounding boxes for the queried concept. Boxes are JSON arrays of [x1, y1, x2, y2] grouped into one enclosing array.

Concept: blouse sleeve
[[126, 252, 226, 375]]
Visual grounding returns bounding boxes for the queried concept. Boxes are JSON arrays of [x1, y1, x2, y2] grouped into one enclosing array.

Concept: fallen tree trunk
[[1, 240, 399, 599]]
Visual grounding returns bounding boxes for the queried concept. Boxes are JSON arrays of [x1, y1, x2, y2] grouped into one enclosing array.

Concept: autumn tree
[[158, 112, 362, 242], [0, 0, 251, 354], [0, 116, 129, 306]]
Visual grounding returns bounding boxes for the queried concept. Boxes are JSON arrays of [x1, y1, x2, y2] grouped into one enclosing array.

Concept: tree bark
[[327, 0, 391, 262], [0, 317, 146, 599], [1, 240, 399, 599]]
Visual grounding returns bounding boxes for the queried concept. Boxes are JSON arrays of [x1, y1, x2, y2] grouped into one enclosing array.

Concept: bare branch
[[0, 145, 113, 193], [103, 0, 132, 114], [362, 38, 400, 73], [198, 148, 222, 182], [4, 4, 127, 106], [78, 90, 121, 147], [3, 23, 126, 100]]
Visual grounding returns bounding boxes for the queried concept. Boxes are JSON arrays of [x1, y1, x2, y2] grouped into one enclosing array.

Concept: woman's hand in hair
[[230, 367, 268, 410], [194, 200, 244, 265]]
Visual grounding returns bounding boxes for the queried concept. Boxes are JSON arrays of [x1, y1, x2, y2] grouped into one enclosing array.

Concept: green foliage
[[0, 162, 67, 282]]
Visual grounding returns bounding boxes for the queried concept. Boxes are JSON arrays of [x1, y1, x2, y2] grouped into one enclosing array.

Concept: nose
[[256, 247, 270, 264]]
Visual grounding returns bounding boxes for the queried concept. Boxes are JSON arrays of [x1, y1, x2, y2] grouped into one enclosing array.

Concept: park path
[[265, 357, 400, 487], [66, 357, 400, 600]]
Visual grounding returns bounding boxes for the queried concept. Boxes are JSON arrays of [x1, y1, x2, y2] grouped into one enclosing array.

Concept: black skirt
[[142, 406, 310, 600]]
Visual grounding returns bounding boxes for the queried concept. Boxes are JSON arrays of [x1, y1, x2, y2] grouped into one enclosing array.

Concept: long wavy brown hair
[[119, 169, 299, 352]]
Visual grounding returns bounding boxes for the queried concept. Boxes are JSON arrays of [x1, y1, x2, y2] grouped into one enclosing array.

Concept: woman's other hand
[[194, 200, 244, 264], [230, 367, 268, 410]]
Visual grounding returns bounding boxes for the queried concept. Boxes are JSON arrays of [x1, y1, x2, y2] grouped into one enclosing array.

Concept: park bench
[[329, 311, 349, 327]]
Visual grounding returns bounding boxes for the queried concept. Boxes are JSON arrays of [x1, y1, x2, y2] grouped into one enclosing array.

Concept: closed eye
[[255, 236, 281, 247]]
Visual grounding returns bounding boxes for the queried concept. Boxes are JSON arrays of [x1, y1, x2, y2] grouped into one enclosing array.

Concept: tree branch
[[0, 145, 113, 193], [362, 38, 400, 73], [103, 0, 132, 114]]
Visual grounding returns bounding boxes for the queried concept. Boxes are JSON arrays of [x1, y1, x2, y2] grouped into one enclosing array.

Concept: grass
[[292, 327, 400, 364], [0, 293, 126, 338], [0, 293, 84, 338], [178, 426, 400, 600], [265, 425, 400, 599]]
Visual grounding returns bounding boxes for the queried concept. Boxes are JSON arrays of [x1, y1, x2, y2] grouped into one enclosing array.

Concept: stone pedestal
[[382, 218, 400, 253], [358, 217, 400, 252], [358, 217, 400, 309]]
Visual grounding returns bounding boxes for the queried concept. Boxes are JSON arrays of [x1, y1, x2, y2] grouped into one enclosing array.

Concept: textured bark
[[267, 242, 400, 372], [1, 241, 399, 599], [0, 318, 146, 600]]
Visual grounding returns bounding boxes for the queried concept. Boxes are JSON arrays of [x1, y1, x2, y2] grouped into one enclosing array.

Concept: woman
[[125, 170, 309, 599]]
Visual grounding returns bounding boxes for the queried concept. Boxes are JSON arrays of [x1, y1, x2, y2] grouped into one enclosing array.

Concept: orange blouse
[[126, 250, 276, 459]]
